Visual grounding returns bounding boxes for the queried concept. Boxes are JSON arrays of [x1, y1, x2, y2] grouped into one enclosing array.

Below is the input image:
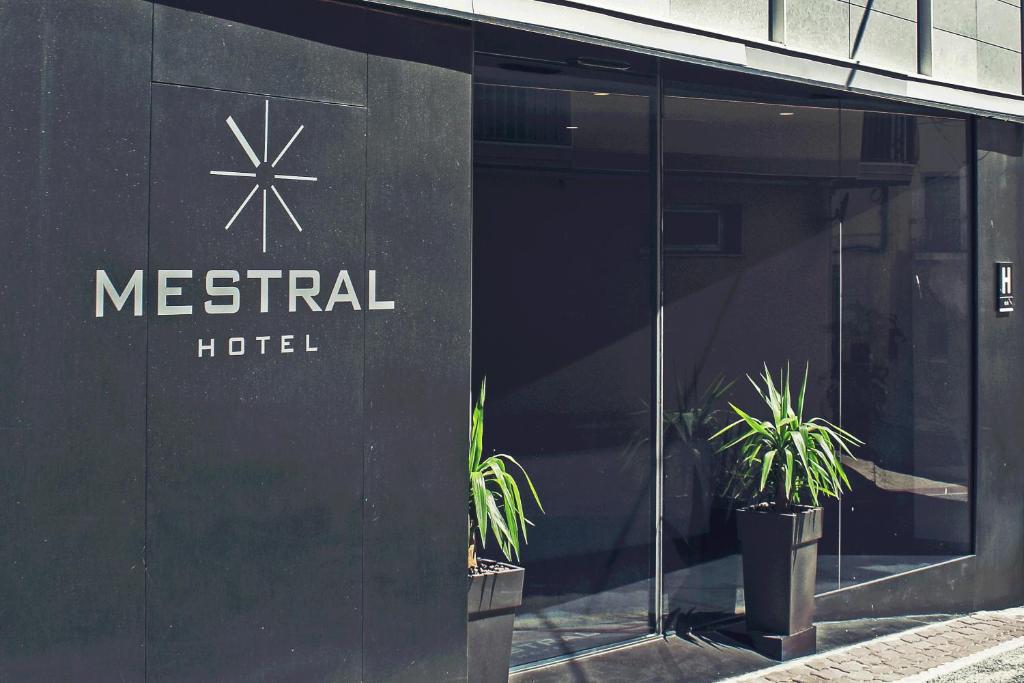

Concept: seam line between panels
[[360, 52, 370, 683], [144, 4, 156, 680]]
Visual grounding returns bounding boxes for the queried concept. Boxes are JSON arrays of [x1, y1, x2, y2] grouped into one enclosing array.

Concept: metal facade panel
[[144, 83, 366, 682], [0, 1, 151, 679], [973, 118, 1024, 609], [153, 2, 368, 106], [362, 12, 473, 683]]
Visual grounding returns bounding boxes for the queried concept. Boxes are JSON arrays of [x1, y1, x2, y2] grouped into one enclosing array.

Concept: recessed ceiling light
[[779, 112, 795, 116], [566, 125, 579, 130], [592, 92, 610, 96]]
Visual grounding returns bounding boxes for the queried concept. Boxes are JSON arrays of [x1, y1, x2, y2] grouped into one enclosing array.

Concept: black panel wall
[[363, 12, 472, 683], [972, 118, 1024, 609], [0, 1, 151, 680], [145, 85, 367, 681], [0, 1, 472, 681]]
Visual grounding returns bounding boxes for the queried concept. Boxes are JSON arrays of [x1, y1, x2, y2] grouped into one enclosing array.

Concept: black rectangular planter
[[737, 505, 823, 660], [468, 561, 525, 683]]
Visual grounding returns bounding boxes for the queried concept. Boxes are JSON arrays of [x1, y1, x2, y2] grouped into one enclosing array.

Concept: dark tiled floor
[[509, 614, 956, 683]]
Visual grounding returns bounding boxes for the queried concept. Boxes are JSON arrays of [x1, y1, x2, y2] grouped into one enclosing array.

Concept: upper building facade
[[371, 0, 1024, 115]]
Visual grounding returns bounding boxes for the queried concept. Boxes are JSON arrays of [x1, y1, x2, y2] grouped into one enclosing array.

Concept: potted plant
[[467, 378, 543, 682], [711, 364, 861, 660]]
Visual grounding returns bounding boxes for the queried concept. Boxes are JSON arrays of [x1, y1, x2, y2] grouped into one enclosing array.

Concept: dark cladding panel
[[0, 0, 150, 679], [363, 14, 473, 683], [816, 556, 975, 620], [154, 1, 367, 106], [974, 118, 1024, 609], [145, 84, 366, 681]]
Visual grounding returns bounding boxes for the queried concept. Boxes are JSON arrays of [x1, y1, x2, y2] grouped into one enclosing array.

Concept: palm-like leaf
[[468, 378, 544, 565], [712, 363, 863, 509]]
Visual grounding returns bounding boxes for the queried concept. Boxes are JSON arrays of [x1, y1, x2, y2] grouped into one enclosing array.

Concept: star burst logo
[[210, 99, 317, 253]]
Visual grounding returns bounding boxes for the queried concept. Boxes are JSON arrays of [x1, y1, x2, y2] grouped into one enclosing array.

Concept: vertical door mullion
[[652, 62, 665, 635]]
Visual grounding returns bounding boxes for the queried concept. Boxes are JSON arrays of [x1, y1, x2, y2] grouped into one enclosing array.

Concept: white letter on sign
[[368, 270, 395, 310], [158, 270, 193, 316], [289, 271, 322, 312], [96, 270, 143, 317], [197, 338, 215, 358], [205, 270, 240, 314], [325, 270, 361, 311]]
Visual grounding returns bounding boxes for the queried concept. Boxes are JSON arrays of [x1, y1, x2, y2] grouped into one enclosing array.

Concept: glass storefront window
[[660, 95, 841, 628], [473, 31, 974, 668], [837, 112, 972, 585], [658, 92, 973, 620]]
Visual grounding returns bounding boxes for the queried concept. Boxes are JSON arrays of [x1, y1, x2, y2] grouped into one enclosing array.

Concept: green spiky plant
[[711, 364, 862, 511], [468, 378, 543, 571]]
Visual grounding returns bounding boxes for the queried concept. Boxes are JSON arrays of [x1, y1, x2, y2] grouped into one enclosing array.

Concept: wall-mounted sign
[[92, 88, 386, 360], [997, 262, 1014, 315], [210, 99, 317, 254]]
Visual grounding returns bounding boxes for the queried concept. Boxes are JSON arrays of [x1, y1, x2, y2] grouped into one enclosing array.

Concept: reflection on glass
[[837, 113, 972, 585], [474, 67, 974, 664], [473, 83, 655, 665], [660, 96, 841, 630], [661, 97, 973, 617]]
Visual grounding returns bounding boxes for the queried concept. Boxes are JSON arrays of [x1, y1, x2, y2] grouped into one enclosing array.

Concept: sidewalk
[[722, 608, 1024, 683]]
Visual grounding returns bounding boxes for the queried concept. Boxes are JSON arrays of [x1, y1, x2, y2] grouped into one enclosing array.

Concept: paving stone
[[901, 652, 935, 665], [828, 660, 862, 673], [726, 610, 1024, 683], [783, 665, 820, 680], [803, 659, 831, 671]]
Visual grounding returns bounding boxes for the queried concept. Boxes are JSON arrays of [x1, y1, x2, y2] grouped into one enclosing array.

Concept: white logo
[[210, 99, 317, 253]]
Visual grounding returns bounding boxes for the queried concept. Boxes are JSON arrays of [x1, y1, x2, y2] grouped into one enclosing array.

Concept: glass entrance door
[[472, 30, 658, 666]]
